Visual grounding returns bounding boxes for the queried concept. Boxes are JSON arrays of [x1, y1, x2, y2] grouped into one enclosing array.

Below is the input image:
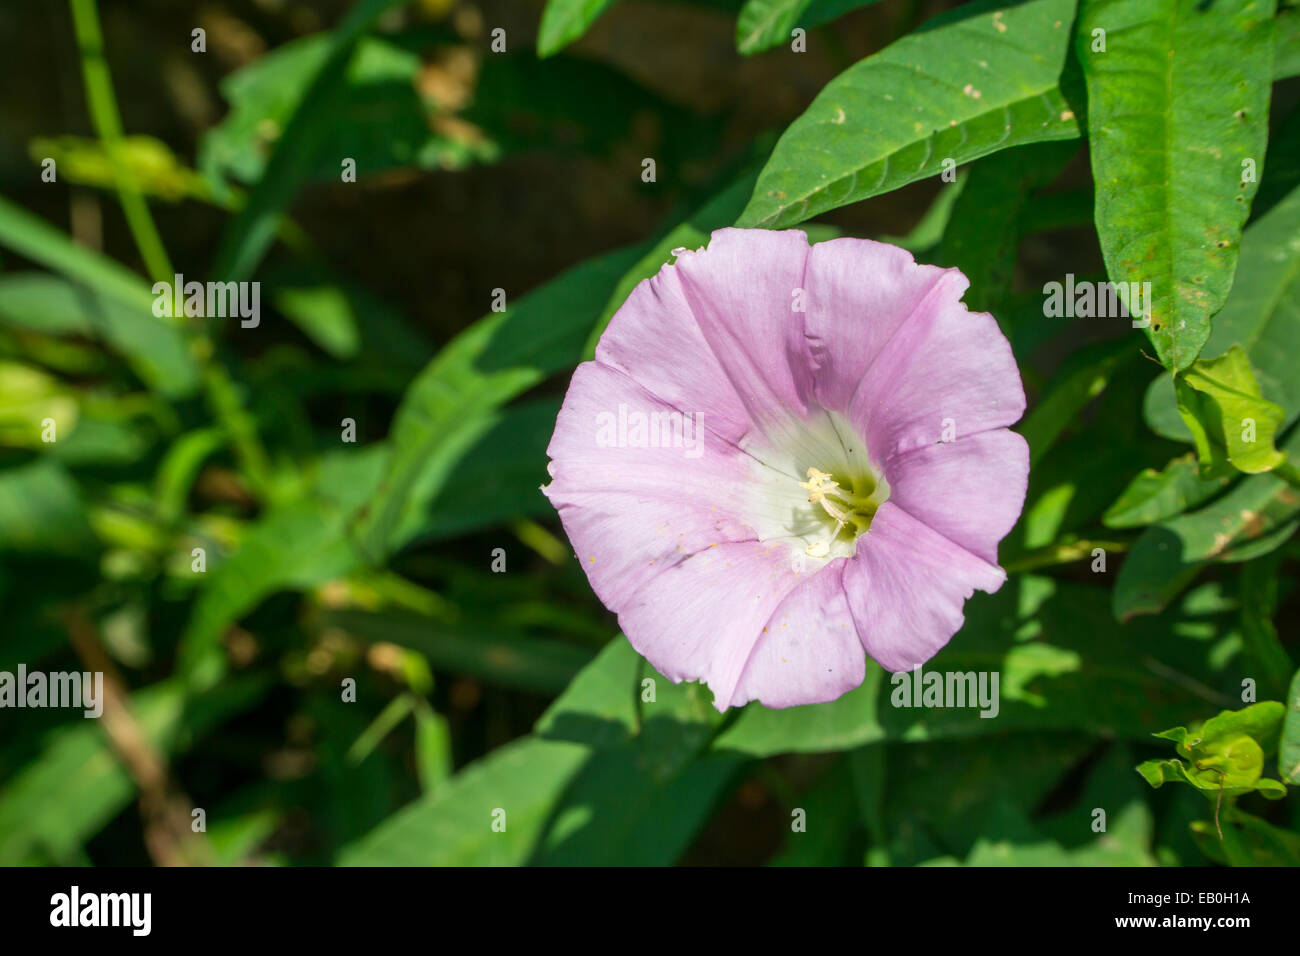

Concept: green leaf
[[271, 286, 361, 359], [1194, 176, 1300, 414], [1174, 346, 1286, 474], [0, 201, 200, 396], [879, 734, 1104, 866], [353, 241, 646, 560], [767, 761, 862, 865], [212, 0, 412, 282], [1277, 7, 1300, 78], [736, 0, 816, 55], [406, 399, 559, 542], [713, 578, 1228, 757], [1077, 0, 1277, 370], [939, 140, 1078, 317], [1138, 702, 1286, 799], [1281, 668, 1300, 783], [1018, 337, 1136, 468], [736, 0, 884, 55], [526, 640, 741, 866], [1238, 555, 1294, 695], [1113, 427, 1300, 619], [1192, 701, 1283, 756], [1201, 808, 1300, 865], [339, 735, 591, 865], [1103, 454, 1232, 528], [1143, 146, 1300, 442], [0, 273, 198, 397], [537, 0, 619, 57], [736, 0, 1081, 229], [343, 641, 743, 866]]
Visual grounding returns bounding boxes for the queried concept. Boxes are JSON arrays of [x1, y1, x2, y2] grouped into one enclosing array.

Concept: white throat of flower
[[742, 409, 890, 566]]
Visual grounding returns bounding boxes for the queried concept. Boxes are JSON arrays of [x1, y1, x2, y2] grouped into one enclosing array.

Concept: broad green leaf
[[767, 762, 863, 866], [1143, 140, 1300, 441], [714, 578, 1227, 757], [525, 639, 740, 866], [735, 0, 883, 56], [1113, 426, 1300, 619], [963, 789, 1155, 866], [938, 140, 1077, 317], [344, 641, 742, 866], [537, 638, 722, 754], [0, 273, 198, 397], [212, 0, 412, 281], [537, 0, 619, 57], [339, 735, 591, 865], [1281, 668, 1300, 783], [736, 0, 1081, 229], [1196, 808, 1300, 865], [353, 241, 646, 560], [1238, 555, 1294, 694], [1192, 175, 1300, 412], [1277, 7, 1300, 78], [880, 734, 1098, 866], [405, 399, 558, 542], [1174, 346, 1286, 474], [1077, 0, 1277, 370], [1103, 453, 1231, 528], [0, 201, 200, 396], [1018, 337, 1136, 468], [271, 286, 361, 359]]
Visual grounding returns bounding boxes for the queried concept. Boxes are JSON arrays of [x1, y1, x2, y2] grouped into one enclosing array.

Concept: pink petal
[[850, 278, 1025, 461], [614, 540, 812, 710], [671, 228, 818, 442], [594, 259, 754, 443], [801, 237, 953, 413], [842, 502, 1006, 673], [730, 560, 865, 710], [883, 429, 1029, 566], [543, 362, 758, 608]]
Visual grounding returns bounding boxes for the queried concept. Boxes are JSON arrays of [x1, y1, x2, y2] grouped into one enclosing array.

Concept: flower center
[[739, 409, 889, 565], [799, 466, 887, 557]]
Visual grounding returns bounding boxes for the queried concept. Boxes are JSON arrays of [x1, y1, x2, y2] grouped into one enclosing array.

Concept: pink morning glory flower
[[543, 228, 1028, 711]]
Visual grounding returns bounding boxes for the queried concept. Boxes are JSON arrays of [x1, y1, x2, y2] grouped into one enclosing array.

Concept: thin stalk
[[68, 0, 173, 284], [68, 0, 276, 500], [1001, 538, 1132, 574]]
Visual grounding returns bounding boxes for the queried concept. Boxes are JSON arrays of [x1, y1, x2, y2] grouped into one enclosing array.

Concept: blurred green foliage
[[0, 0, 1298, 866]]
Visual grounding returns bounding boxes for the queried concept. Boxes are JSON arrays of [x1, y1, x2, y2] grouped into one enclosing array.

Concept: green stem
[[202, 364, 273, 498], [68, 0, 173, 284], [68, 0, 278, 501], [1001, 538, 1131, 574], [1272, 458, 1300, 491]]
